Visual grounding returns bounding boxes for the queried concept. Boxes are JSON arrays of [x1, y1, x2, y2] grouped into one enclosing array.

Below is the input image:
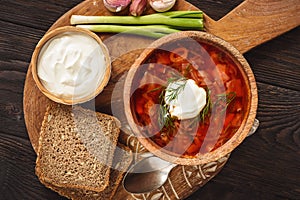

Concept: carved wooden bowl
[[31, 26, 111, 105], [124, 31, 258, 166]]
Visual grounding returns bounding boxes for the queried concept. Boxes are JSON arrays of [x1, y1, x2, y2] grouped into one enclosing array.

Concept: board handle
[[205, 0, 300, 53]]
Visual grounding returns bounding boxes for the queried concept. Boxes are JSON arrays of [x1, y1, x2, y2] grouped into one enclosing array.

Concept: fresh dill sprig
[[216, 91, 236, 112], [159, 103, 174, 128], [158, 76, 187, 128], [164, 77, 187, 103], [147, 85, 163, 93], [193, 90, 236, 124], [158, 89, 175, 128], [199, 89, 212, 122]]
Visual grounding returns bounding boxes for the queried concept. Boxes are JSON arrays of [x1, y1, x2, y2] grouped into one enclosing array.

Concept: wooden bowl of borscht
[[124, 31, 258, 165]]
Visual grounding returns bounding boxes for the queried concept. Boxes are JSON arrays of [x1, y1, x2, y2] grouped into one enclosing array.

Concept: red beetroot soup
[[130, 38, 249, 158]]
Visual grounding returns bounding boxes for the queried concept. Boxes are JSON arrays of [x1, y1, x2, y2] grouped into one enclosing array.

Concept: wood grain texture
[[1, 0, 300, 199], [0, 133, 64, 200], [205, 0, 300, 53], [245, 27, 300, 91]]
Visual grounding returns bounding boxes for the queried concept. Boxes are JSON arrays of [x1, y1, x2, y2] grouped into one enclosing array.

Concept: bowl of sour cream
[[31, 26, 111, 105]]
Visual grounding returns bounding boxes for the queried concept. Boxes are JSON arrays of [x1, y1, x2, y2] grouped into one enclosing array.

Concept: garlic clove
[[149, 0, 176, 12], [130, 0, 147, 16], [103, 0, 131, 12]]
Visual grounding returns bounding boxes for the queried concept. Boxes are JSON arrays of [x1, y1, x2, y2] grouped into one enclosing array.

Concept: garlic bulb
[[103, 0, 131, 12], [130, 0, 147, 16], [149, 0, 176, 12]]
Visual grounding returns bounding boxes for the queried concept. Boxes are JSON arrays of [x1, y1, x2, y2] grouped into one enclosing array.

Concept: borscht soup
[[129, 37, 249, 158]]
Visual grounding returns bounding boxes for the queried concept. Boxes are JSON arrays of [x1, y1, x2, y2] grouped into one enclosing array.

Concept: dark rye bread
[[36, 103, 121, 192], [43, 143, 133, 200]]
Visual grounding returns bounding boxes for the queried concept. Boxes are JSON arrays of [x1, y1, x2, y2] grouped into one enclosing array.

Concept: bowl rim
[[31, 26, 111, 105], [124, 31, 258, 165]]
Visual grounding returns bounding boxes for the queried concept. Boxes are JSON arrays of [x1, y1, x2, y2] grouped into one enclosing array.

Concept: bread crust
[[35, 102, 121, 193], [38, 144, 132, 200]]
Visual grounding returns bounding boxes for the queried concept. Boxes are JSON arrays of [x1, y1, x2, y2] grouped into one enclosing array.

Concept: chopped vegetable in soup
[[130, 39, 248, 157]]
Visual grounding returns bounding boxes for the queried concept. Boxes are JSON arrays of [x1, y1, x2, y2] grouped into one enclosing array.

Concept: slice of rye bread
[[42, 143, 133, 200], [36, 103, 121, 193]]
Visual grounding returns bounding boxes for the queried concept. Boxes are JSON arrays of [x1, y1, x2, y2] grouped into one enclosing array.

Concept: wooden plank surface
[[205, 0, 300, 53], [0, 0, 300, 199]]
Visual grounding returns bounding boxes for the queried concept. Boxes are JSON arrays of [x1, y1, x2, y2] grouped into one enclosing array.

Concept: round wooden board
[[23, 0, 230, 199]]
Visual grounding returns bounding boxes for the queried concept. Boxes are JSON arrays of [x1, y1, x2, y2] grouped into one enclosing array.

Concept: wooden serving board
[[23, 0, 300, 199]]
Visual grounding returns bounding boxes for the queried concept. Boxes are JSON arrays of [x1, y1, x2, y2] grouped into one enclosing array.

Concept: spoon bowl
[[123, 155, 177, 194]]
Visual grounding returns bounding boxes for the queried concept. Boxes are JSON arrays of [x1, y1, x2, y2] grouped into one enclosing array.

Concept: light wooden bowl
[[124, 31, 258, 165], [31, 26, 111, 105]]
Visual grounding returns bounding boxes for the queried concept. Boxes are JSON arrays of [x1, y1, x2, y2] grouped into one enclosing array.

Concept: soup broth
[[130, 38, 249, 157]]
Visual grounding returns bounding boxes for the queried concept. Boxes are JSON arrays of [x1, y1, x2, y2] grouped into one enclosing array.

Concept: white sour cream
[[164, 79, 206, 120], [37, 32, 107, 101]]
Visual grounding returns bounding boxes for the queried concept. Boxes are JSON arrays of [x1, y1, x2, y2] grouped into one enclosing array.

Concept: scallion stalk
[[71, 11, 204, 38], [76, 24, 180, 38], [155, 10, 203, 18], [71, 11, 203, 30]]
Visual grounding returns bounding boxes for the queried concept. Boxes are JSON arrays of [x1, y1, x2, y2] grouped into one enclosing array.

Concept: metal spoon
[[122, 155, 177, 194]]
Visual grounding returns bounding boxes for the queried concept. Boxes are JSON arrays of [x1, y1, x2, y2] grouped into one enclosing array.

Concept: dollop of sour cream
[[37, 32, 107, 101], [164, 79, 207, 120]]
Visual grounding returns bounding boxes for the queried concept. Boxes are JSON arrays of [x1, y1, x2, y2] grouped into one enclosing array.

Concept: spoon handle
[[247, 118, 259, 137]]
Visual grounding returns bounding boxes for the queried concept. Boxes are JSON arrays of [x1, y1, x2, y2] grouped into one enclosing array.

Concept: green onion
[[71, 11, 203, 26], [156, 10, 203, 18], [76, 24, 180, 38], [71, 11, 204, 38]]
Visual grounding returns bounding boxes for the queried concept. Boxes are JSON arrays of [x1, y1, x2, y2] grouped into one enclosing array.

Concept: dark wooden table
[[1, 0, 299, 199]]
